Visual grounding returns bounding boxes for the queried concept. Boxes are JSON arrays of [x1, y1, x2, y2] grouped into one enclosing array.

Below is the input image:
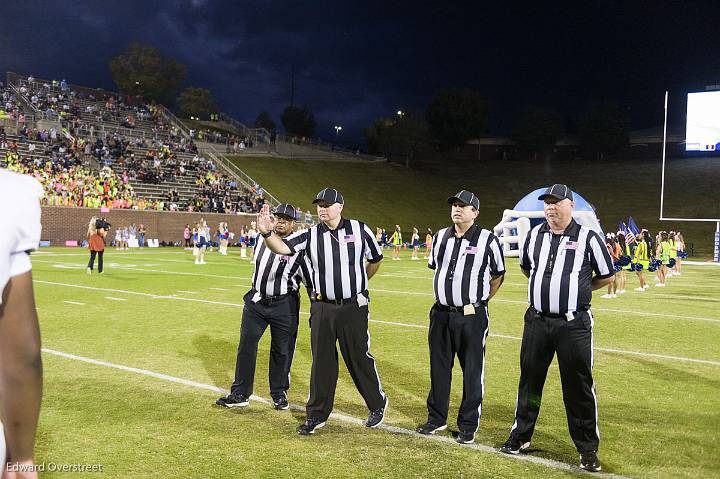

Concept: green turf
[[29, 246, 720, 478], [230, 155, 720, 258]]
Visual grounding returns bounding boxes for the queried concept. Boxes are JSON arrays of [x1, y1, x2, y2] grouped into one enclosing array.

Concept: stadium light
[[334, 125, 342, 137], [397, 110, 404, 117]]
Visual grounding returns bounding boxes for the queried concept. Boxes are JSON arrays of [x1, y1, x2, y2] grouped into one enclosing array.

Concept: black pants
[[509, 307, 599, 453], [306, 300, 386, 421], [426, 303, 489, 432], [87, 250, 104, 272], [231, 293, 299, 399]]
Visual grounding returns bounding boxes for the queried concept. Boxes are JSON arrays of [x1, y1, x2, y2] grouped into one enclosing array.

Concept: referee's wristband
[[261, 231, 273, 238]]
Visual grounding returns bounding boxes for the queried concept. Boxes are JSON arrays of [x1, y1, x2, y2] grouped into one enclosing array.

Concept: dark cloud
[[2, 0, 719, 142]]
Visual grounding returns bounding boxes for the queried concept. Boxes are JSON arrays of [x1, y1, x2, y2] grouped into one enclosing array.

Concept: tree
[[580, 102, 629, 159], [109, 43, 187, 104], [176, 87, 218, 119], [363, 112, 429, 167], [281, 106, 316, 137], [512, 106, 564, 160], [425, 89, 486, 151], [254, 111, 276, 132]]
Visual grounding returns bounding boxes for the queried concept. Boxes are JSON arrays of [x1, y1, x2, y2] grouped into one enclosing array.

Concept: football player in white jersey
[[0, 169, 43, 478]]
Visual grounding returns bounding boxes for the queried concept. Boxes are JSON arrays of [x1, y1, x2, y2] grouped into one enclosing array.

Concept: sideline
[[41, 347, 631, 478], [34, 280, 720, 367]]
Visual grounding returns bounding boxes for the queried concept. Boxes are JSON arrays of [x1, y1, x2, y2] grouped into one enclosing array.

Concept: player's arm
[[0, 270, 42, 475]]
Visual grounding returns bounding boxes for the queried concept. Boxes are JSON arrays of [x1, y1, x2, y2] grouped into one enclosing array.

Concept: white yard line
[[62, 300, 85, 305], [105, 297, 127, 301], [34, 281, 720, 367], [40, 347, 631, 478]]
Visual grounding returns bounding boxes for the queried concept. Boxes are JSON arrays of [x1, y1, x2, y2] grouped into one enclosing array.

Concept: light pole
[[334, 125, 342, 137], [397, 110, 404, 118]]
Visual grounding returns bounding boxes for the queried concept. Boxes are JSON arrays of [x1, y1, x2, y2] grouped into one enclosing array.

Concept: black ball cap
[[538, 184, 574, 201], [273, 203, 296, 220], [447, 190, 480, 210], [312, 187, 344, 205]]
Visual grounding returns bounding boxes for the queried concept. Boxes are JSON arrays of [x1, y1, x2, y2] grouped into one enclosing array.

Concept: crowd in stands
[[2, 76, 274, 215]]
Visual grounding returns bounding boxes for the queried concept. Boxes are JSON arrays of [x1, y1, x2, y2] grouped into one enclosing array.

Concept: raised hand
[[256, 204, 276, 234]]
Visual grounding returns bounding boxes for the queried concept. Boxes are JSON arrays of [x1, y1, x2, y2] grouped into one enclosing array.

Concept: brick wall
[[41, 206, 257, 245]]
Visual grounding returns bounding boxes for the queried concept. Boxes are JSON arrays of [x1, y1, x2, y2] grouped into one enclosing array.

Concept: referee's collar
[[539, 218, 580, 236], [452, 223, 479, 240], [318, 217, 349, 232]]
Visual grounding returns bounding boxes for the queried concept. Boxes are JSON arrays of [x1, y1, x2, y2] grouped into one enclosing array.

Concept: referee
[[499, 184, 614, 473], [417, 190, 505, 444], [216, 204, 310, 411], [256, 188, 387, 435]]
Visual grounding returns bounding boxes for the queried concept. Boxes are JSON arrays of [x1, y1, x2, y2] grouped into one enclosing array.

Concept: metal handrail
[[200, 144, 317, 224]]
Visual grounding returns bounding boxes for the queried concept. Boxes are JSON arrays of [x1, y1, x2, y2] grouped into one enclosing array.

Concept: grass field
[[29, 246, 720, 478], [231, 155, 720, 258]]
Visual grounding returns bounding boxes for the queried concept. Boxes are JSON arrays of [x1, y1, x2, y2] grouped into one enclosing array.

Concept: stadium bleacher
[[1, 76, 269, 214]]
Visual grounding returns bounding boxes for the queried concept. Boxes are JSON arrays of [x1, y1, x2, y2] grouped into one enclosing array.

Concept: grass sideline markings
[[37, 259, 717, 301], [40, 347, 630, 478], [62, 300, 85, 306], [35, 280, 720, 366], [34, 266, 720, 324], [104, 297, 127, 301]]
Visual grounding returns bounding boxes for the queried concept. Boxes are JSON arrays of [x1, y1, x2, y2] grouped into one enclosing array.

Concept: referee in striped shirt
[[256, 188, 387, 436], [500, 184, 614, 473], [417, 190, 505, 444], [216, 204, 310, 411]]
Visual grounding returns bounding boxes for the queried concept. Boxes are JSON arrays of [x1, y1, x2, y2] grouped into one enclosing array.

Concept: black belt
[[435, 301, 485, 312], [256, 292, 294, 306], [313, 295, 355, 305], [532, 307, 587, 320]]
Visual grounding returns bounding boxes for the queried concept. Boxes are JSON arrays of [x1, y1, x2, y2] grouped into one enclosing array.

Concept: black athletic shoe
[[417, 422, 448, 435], [297, 417, 326, 435], [580, 451, 602, 472], [366, 398, 388, 428], [272, 396, 289, 410], [215, 393, 249, 408], [456, 430, 475, 444], [499, 437, 531, 455]]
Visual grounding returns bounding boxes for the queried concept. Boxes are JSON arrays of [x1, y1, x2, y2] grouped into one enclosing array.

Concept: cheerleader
[[239, 226, 248, 258], [632, 233, 650, 291], [247, 221, 257, 260], [389, 225, 402, 260], [410, 227, 420, 260], [655, 231, 670, 287], [674, 231, 685, 275], [114, 226, 122, 250], [616, 231, 631, 294], [194, 221, 208, 265], [424, 228, 433, 259], [601, 233, 620, 298], [667, 230, 678, 277], [218, 222, 229, 255]]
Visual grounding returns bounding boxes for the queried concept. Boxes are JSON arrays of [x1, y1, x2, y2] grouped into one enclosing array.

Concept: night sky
[[2, 0, 718, 143]]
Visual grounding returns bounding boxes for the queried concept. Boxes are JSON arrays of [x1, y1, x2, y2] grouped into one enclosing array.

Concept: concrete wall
[[40, 206, 257, 245]]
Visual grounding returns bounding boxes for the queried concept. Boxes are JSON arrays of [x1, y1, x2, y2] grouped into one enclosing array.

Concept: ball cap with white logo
[[538, 184, 574, 201], [273, 203, 296, 220], [312, 187, 344, 205], [447, 190, 480, 210]]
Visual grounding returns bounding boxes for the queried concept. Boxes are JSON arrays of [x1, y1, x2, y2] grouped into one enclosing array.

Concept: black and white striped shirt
[[520, 219, 614, 314], [251, 236, 312, 297], [284, 218, 383, 300], [429, 225, 505, 306]]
